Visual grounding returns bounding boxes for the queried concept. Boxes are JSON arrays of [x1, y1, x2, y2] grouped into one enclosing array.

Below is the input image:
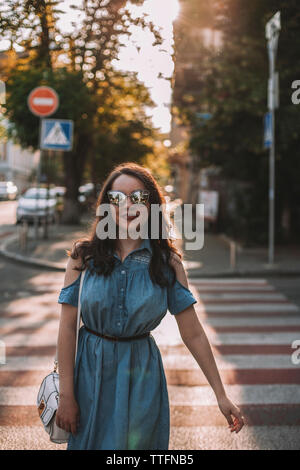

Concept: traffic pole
[[27, 86, 59, 240], [268, 42, 275, 265], [266, 12, 281, 266], [34, 118, 43, 240], [44, 149, 50, 240]]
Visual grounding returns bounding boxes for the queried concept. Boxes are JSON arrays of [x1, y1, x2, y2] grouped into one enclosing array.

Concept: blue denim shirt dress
[[57, 237, 197, 450]]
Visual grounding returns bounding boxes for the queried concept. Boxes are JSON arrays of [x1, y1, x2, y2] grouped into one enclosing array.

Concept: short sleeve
[[58, 272, 82, 307], [167, 277, 197, 315]]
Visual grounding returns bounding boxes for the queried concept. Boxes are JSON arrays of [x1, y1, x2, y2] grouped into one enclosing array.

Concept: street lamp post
[[265, 11, 281, 266]]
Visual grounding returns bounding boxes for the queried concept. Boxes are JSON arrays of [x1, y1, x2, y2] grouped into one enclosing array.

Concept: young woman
[[55, 162, 244, 450]]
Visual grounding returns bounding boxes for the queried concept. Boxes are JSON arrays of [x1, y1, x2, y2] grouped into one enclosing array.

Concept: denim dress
[[57, 237, 197, 450]]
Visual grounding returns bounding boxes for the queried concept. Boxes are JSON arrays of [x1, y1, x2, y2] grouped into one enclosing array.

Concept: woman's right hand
[[56, 395, 80, 435]]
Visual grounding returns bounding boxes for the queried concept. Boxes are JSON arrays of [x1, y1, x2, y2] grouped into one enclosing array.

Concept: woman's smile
[[120, 212, 140, 221]]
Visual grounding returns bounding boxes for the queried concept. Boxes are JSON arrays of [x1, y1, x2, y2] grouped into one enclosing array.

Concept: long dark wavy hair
[[67, 162, 182, 288]]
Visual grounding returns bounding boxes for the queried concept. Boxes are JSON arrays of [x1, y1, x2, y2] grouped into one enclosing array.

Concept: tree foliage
[[0, 0, 163, 223], [175, 0, 300, 244]]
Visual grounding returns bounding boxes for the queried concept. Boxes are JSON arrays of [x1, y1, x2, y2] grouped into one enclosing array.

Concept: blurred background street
[[0, 0, 300, 451], [0, 199, 299, 450]]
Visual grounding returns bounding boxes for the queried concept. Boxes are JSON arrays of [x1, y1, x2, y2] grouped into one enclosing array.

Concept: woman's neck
[[115, 238, 143, 257]]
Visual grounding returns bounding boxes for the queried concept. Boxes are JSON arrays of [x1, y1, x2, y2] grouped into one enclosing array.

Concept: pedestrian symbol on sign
[[44, 122, 69, 146], [40, 119, 73, 151]]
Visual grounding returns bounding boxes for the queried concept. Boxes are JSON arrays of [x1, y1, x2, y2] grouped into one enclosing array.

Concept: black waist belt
[[84, 325, 150, 342]]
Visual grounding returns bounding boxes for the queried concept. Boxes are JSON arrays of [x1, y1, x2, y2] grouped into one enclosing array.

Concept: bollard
[[0, 340, 6, 365], [19, 220, 28, 251], [34, 215, 39, 240], [18, 222, 23, 249], [42, 216, 49, 239], [230, 241, 236, 269], [23, 221, 28, 250]]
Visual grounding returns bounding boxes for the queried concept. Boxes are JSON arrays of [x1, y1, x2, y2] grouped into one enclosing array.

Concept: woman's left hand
[[217, 395, 245, 433]]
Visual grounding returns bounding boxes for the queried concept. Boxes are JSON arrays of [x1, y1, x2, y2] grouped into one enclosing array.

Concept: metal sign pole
[[44, 149, 50, 240], [266, 12, 280, 266], [268, 42, 275, 265], [27, 86, 59, 241], [35, 118, 43, 240]]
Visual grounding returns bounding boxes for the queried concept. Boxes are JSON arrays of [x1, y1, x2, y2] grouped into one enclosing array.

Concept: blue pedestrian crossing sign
[[40, 119, 73, 151], [263, 112, 272, 149]]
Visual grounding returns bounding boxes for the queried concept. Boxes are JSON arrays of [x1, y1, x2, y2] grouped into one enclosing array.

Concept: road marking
[[168, 384, 300, 405], [2, 384, 300, 406], [196, 303, 300, 312], [0, 356, 54, 371], [1, 404, 299, 427], [162, 354, 300, 370], [206, 331, 300, 345], [1, 276, 299, 449], [204, 316, 300, 327], [1, 353, 299, 371], [199, 293, 287, 300], [1, 333, 58, 347], [168, 426, 300, 450], [189, 279, 270, 284]]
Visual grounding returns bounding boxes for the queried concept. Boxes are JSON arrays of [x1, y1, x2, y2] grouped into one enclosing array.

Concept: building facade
[[170, 0, 222, 207]]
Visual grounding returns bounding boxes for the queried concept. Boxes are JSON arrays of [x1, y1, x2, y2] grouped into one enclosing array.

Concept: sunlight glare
[[144, 0, 180, 25], [170, 0, 181, 22]]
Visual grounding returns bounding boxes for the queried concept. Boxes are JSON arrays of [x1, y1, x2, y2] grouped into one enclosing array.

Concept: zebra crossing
[[0, 274, 66, 449], [160, 278, 300, 450], [0, 275, 299, 449]]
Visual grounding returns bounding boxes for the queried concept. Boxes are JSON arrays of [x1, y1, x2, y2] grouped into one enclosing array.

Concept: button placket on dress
[[113, 242, 148, 328], [118, 267, 127, 327], [57, 236, 198, 450]]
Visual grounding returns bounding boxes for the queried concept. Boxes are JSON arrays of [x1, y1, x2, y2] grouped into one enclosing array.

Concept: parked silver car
[[16, 187, 57, 224], [78, 182, 94, 203], [0, 181, 18, 200]]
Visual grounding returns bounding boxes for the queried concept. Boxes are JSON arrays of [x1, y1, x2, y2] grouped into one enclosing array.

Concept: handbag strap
[[54, 268, 87, 372]]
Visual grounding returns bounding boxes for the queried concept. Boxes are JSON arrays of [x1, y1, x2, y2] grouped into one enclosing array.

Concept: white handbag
[[36, 268, 86, 444]]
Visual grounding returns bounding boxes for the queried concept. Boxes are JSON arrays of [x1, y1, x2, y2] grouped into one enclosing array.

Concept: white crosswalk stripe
[[1, 276, 300, 450], [165, 277, 300, 449]]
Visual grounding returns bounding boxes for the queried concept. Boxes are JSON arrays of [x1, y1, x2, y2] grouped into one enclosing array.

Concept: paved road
[[162, 277, 300, 450], [0, 251, 300, 449]]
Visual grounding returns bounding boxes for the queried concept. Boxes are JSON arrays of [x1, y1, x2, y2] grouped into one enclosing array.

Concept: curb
[[1, 233, 300, 277], [185, 232, 300, 277], [0, 234, 66, 271], [218, 233, 243, 252]]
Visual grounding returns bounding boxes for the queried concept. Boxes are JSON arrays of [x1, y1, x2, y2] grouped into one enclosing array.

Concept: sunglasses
[[107, 189, 150, 206]]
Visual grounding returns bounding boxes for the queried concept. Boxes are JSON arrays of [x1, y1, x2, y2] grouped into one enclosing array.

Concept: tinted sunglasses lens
[[131, 190, 149, 204], [107, 191, 126, 205]]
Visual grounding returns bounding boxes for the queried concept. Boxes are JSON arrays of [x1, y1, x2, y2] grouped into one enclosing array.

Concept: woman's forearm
[[183, 331, 226, 401], [57, 323, 77, 399]]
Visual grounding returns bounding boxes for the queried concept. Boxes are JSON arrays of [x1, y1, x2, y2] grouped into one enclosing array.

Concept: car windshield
[[23, 189, 56, 199]]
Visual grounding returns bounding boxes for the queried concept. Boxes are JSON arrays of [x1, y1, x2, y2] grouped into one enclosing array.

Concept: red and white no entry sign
[[28, 86, 59, 117]]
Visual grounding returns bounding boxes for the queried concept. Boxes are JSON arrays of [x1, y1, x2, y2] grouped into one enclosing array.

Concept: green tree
[[0, 0, 162, 223], [0, 0, 63, 68], [176, 0, 300, 244]]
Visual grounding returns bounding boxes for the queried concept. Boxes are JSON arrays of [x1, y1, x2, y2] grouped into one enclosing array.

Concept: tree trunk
[[281, 204, 291, 243], [61, 198, 82, 225], [36, 0, 52, 69], [61, 148, 83, 225], [187, 154, 201, 206]]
